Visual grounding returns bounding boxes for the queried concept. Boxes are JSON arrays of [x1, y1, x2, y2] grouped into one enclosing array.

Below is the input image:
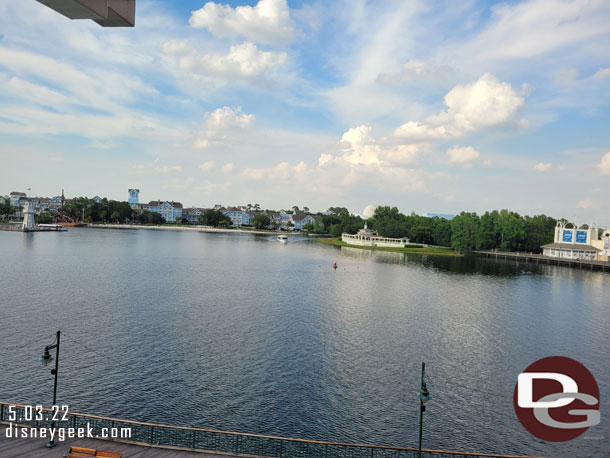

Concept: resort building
[[128, 189, 140, 208], [291, 211, 323, 230], [224, 208, 252, 227], [342, 224, 410, 247], [183, 207, 206, 225], [146, 200, 183, 222], [541, 222, 610, 261]]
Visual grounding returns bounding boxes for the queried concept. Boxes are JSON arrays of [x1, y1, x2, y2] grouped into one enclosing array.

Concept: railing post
[[192, 430, 196, 449], [235, 435, 240, 454], [324, 443, 328, 458], [149, 425, 154, 444], [0, 403, 4, 421], [279, 440, 283, 458]]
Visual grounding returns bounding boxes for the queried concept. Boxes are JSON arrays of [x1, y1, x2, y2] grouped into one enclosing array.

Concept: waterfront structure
[[541, 222, 610, 261], [342, 223, 411, 247], [128, 189, 140, 208], [183, 207, 205, 224], [9, 192, 27, 207], [291, 211, 322, 230], [21, 201, 36, 231], [224, 208, 252, 227], [146, 201, 183, 222]]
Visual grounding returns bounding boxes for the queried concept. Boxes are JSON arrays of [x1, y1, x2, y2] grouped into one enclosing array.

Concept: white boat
[[277, 235, 288, 243]]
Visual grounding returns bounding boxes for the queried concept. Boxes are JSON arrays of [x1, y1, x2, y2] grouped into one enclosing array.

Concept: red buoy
[[333, 262, 337, 270]]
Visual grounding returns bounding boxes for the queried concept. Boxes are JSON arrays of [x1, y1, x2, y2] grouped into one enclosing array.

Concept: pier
[[475, 250, 609, 272]]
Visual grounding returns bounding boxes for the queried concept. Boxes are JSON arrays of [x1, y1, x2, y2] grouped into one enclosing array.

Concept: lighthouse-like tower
[[128, 188, 140, 208], [22, 200, 36, 231]]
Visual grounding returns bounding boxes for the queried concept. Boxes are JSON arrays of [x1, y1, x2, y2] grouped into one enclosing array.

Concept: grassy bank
[[316, 237, 460, 256]]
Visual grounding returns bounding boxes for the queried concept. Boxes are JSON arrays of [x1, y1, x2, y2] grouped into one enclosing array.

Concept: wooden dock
[[475, 251, 610, 272]]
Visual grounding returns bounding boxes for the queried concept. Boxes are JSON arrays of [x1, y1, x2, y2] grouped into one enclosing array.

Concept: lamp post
[[417, 362, 431, 458], [41, 330, 61, 448]]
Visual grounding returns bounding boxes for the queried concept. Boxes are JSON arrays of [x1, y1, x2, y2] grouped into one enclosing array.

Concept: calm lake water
[[0, 228, 608, 457]]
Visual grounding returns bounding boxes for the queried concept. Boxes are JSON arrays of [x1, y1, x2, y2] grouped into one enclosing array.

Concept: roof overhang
[[36, 0, 135, 27]]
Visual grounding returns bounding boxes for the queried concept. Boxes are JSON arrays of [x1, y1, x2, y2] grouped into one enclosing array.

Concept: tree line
[[321, 206, 557, 253]]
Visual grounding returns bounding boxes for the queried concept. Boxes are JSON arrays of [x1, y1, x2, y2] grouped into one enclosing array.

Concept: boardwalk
[[475, 250, 610, 272], [0, 434, 238, 458], [0, 403, 547, 458]]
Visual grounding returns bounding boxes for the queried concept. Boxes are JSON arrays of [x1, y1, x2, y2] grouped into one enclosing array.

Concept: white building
[[342, 224, 410, 248], [541, 222, 610, 261], [22, 201, 36, 231]]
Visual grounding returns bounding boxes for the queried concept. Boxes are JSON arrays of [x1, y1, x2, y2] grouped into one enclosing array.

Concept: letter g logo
[[513, 357, 600, 442]]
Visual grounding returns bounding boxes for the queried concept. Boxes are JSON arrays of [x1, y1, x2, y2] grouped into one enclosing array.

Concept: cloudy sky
[[1, 0, 609, 222]]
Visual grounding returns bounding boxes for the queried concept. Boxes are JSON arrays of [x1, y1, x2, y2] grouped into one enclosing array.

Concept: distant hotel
[[342, 224, 410, 247], [542, 222, 610, 261]]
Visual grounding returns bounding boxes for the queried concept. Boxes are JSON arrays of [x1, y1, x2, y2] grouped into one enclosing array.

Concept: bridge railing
[[0, 402, 543, 458]]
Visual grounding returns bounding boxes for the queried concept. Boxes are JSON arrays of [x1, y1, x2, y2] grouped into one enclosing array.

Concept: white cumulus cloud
[[177, 41, 287, 80], [447, 145, 480, 167], [394, 73, 525, 140], [598, 152, 610, 175], [534, 162, 552, 172], [189, 0, 295, 45], [195, 106, 254, 149]]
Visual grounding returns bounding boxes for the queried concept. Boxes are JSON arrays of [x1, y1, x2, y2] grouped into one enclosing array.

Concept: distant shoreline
[[85, 223, 326, 237], [315, 237, 460, 256]]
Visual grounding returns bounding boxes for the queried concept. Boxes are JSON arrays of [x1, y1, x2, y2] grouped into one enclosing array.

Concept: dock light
[[40, 348, 53, 366], [417, 362, 431, 458], [41, 331, 61, 448]]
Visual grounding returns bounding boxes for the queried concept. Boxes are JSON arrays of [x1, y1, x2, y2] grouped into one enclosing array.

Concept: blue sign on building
[[562, 230, 573, 242], [576, 231, 587, 243]]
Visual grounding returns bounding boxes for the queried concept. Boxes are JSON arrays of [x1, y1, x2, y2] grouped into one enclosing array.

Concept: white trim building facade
[[541, 223, 610, 261], [342, 224, 410, 248]]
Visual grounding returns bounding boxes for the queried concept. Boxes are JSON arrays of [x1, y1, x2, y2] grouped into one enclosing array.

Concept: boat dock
[[0, 223, 67, 232], [475, 250, 610, 272]]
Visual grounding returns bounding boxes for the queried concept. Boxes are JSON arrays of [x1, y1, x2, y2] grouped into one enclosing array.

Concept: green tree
[[476, 210, 499, 250], [523, 214, 556, 252], [497, 210, 526, 251], [0, 200, 17, 221], [432, 218, 452, 247], [36, 211, 54, 224], [327, 207, 350, 218], [450, 212, 479, 251], [252, 213, 271, 229], [200, 209, 230, 227]]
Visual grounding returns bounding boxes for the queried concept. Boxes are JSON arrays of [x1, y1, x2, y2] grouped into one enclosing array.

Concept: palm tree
[[254, 203, 261, 211]]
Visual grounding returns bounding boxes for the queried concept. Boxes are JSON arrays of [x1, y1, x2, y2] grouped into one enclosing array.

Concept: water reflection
[[0, 229, 608, 458]]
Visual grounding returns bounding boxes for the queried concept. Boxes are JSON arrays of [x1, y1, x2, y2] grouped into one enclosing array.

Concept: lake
[[0, 228, 608, 457]]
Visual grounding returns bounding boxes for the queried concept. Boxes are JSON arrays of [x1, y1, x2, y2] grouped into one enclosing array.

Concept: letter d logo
[[513, 356, 600, 442]]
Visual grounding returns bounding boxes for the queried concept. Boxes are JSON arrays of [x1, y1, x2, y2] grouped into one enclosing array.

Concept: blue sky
[[1, 0, 609, 222]]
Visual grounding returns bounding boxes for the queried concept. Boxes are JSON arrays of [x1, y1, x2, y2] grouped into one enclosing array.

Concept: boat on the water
[[277, 235, 288, 243]]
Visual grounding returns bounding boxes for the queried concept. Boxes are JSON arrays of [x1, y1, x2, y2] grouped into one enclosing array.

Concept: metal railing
[[0, 402, 545, 458]]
